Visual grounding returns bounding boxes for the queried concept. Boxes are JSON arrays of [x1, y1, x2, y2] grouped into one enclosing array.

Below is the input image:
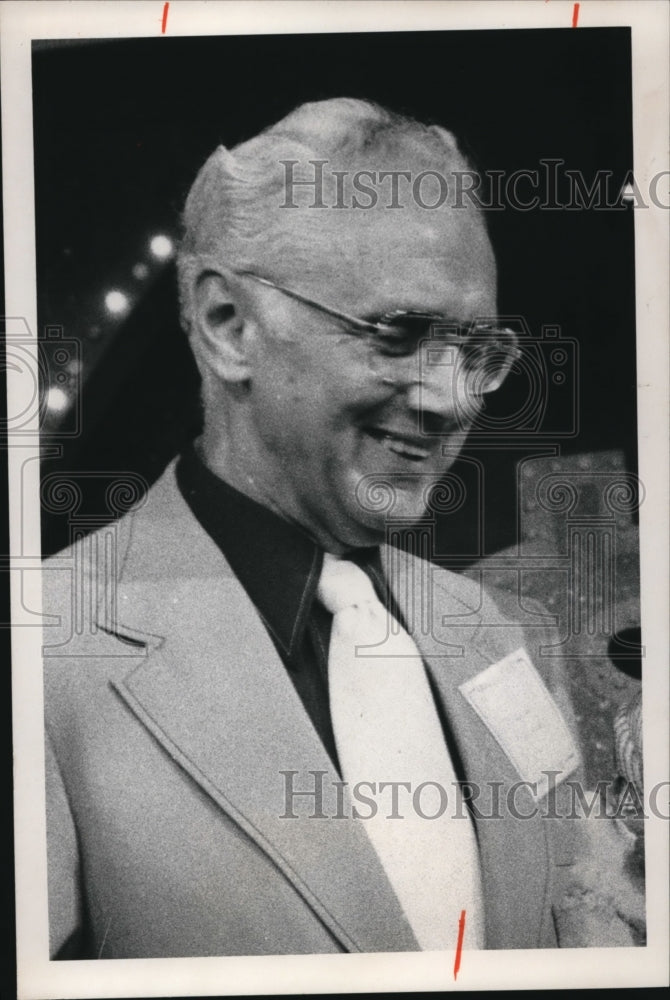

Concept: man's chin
[[342, 481, 433, 545]]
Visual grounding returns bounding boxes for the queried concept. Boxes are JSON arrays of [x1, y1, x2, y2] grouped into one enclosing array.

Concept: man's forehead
[[280, 197, 496, 310]]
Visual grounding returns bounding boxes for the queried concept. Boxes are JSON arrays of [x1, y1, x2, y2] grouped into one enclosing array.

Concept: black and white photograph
[[3, 1, 668, 996]]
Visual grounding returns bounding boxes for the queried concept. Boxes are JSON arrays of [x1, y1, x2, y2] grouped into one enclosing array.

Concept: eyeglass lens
[[370, 316, 519, 392]]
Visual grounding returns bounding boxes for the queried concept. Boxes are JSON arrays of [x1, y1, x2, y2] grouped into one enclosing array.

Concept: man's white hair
[[177, 97, 472, 334]]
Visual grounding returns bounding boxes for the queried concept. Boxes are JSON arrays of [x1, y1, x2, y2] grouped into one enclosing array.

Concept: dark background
[[32, 28, 637, 560]]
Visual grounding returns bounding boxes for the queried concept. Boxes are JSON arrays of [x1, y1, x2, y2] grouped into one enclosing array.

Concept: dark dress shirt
[[176, 445, 400, 774]]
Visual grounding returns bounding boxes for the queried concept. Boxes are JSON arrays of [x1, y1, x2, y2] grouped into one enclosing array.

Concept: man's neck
[[193, 435, 368, 556]]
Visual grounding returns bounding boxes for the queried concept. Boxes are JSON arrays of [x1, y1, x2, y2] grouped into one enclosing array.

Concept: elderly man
[[44, 98, 617, 959]]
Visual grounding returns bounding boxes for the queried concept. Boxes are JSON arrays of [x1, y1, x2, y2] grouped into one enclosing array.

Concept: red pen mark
[[572, 3, 580, 27], [161, 2, 169, 34], [453, 909, 466, 981]]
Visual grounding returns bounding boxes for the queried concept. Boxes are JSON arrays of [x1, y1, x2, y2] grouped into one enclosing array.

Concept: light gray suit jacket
[[43, 461, 584, 958]]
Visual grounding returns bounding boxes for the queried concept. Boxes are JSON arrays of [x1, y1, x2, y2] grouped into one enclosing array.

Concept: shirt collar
[[176, 444, 385, 660]]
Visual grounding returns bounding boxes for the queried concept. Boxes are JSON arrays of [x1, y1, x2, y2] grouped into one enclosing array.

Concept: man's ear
[[191, 271, 253, 384]]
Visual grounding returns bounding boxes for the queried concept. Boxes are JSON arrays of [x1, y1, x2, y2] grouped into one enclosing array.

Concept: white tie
[[318, 553, 484, 951]]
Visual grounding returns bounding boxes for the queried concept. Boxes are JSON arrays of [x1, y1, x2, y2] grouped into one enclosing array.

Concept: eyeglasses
[[230, 266, 521, 393]]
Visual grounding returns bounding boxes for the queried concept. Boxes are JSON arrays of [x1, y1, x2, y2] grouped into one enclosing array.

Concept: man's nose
[[402, 342, 475, 423]]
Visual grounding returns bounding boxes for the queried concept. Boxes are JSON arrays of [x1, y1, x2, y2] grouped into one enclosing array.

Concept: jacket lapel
[[103, 463, 417, 954], [384, 546, 553, 949]]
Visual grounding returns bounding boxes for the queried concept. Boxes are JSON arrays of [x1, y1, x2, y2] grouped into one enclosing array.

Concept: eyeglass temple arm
[[232, 267, 519, 348], [233, 269, 387, 335]]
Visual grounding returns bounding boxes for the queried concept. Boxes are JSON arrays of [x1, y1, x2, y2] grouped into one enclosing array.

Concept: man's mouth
[[363, 426, 433, 462]]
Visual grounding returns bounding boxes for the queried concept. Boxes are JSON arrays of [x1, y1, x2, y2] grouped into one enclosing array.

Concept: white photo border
[[2, 2, 668, 996]]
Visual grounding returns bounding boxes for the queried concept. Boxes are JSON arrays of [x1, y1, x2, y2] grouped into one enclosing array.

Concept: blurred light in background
[[132, 262, 150, 280], [46, 386, 70, 413], [149, 234, 174, 260], [104, 289, 130, 315]]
